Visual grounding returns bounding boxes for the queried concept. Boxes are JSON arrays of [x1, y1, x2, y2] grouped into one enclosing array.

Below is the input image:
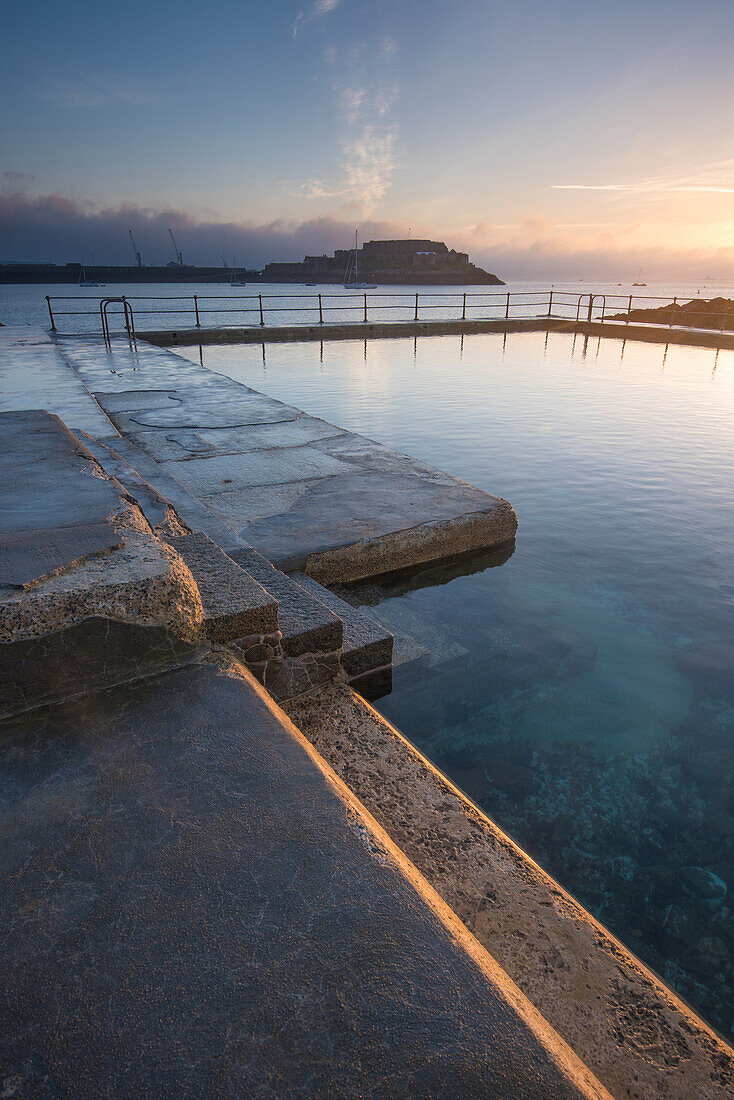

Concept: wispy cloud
[[285, 37, 399, 215], [466, 221, 629, 231], [554, 183, 734, 194], [552, 157, 734, 196], [293, 0, 342, 38], [327, 38, 400, 215]]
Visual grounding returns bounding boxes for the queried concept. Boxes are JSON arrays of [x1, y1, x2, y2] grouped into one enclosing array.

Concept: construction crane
[[128, 229, 142, 268], [168, 227, 184, 267]]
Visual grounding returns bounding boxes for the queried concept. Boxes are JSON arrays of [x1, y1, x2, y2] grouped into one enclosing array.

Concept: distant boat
[[632, 268, 646, 287], [78, 261, 103, 288], [343, 230, 376, 289]]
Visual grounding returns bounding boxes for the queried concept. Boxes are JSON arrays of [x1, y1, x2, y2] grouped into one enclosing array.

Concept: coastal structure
[[262, 237, 504, 284], [0, 240, 503, 285], [1, 323, 733, 1096], [0, 261, 260, 285]]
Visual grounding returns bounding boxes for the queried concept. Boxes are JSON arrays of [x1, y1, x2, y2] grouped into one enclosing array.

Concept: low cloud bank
[[1, 187, 732, 283], [469, 241, 734, 284], [0, 190, 405, 269]]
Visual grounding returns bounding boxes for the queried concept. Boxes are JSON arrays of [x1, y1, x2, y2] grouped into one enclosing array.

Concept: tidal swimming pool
[[181, 330, 734, 1035]]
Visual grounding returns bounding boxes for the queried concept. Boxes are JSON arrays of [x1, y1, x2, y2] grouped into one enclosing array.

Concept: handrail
[[43, 288, 734, 337], [99, 296, 136, 347]]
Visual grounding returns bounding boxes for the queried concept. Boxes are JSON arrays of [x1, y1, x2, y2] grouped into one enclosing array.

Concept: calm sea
[[3, 279, 734, 332]]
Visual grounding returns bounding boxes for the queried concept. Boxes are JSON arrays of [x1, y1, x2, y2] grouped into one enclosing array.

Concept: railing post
[[194, 294, 201, 328], [414, 293, 419, 322], [462, 292, 467, 321], [46, 295, 57, 332], [318, 293, 323, 324], [587, 294, 593, 322], [627, 293, 632, 324], [364, 293, 368, 323], [670, 296, 676, 328], [121, 295, 134, 344], [259, 294, 265, 326], [505, 292, 510, 319], [547, 290, 554, 317]]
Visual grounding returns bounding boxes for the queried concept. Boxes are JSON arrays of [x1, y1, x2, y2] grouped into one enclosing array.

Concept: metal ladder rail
[[99, 297, 137, 347]]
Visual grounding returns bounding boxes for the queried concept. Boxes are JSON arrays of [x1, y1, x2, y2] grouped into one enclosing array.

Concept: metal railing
[[571, 291, 734, 332], [44, 289, 734, 337], [99, 296, 136, 346]]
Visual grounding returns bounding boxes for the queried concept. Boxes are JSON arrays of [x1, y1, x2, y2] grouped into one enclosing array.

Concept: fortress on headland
[[262, 239, 504, 285]]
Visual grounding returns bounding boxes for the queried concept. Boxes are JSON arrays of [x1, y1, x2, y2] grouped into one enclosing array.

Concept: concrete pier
[[1, 324, 733, 1097], [134, 315, 734, 354], [52, 331, 517, 580]]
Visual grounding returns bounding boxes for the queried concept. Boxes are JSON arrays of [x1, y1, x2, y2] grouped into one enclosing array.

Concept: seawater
[[3, 278, 734, 332], [174, 328, 734, 1037]]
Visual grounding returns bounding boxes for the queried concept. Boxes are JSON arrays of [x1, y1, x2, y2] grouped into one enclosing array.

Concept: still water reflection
[[179, 330, 734, 1036]]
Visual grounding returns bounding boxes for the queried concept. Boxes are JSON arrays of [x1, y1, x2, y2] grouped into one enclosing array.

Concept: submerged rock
[[680, 867, 728, 907]]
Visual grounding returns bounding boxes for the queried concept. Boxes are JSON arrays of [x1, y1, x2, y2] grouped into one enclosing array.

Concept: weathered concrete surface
[[139, 315, 734, 353], [54, 336, 517, 581], [0, 327, 114, 438], [0, 410, 123, 586], [293, 570, 394, 678], [0, 657, 608, 1099], [284, 681, 734, 1100], [139, 315, 553, 347], [166, 532, 278, 642], [0, 411, 205, 716], [573, 318, 734, 352], [230, 547, 342, 658]]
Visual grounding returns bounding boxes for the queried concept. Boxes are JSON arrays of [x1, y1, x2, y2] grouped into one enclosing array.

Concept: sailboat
[[78, 258, 103, 288], [632, 268, 646, 287], [230, 257, 248, 286], [343, 231, 376, 289]]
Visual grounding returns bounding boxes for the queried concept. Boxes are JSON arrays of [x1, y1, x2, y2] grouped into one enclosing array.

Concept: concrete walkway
[[0, 326, 516, 582], [0, 657, 606, 1098], [51, 332, 517, 581], [0, 327, 113, 438]]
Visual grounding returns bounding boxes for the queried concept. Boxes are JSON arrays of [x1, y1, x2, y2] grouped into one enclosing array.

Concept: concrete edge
[[119, 315, 734, 353], [135, 316, 553, 347], [208, 651, 611, 1100], [283, 680, 734, 1100], [301, 502, 518, 584]]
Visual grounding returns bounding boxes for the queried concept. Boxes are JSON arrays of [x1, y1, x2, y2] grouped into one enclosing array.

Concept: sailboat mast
[[355, 230, 358, 283]]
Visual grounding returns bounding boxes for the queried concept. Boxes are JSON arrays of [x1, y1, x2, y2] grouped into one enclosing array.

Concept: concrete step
[[227, 547, 343, 701], [80, 431, 341, 700], [166, 532, 278, 644], [291, 572, 393, 681]]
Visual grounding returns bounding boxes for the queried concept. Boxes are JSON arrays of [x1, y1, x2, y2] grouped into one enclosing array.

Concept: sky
[[3, 0, 734, 279]]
